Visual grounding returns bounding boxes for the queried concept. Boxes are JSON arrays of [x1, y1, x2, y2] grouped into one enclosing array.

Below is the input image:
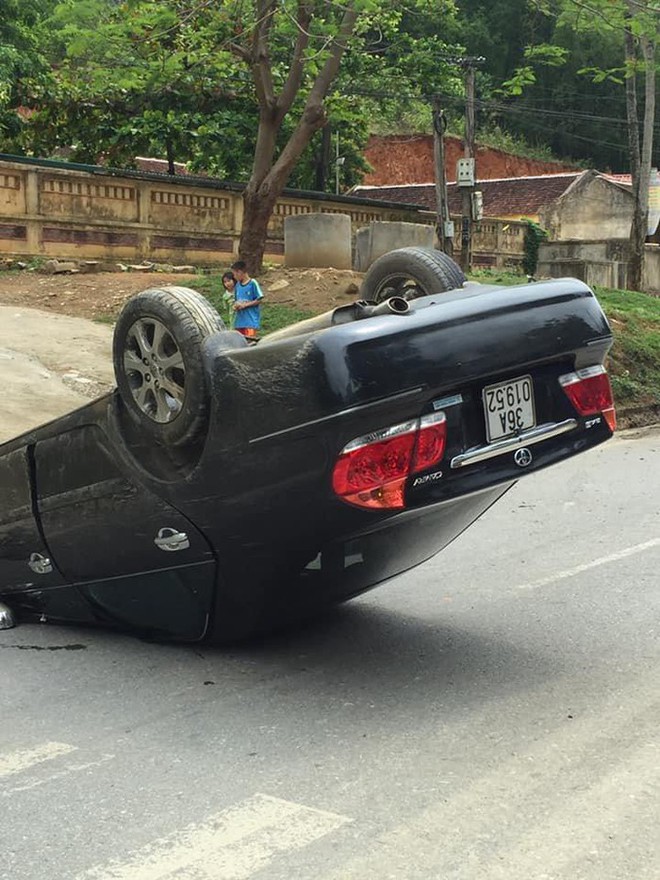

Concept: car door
[[0, 446, 67, 594], [33, 425, 217, 640]]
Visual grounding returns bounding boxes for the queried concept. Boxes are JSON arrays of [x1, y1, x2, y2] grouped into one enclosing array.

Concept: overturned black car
[[0, 248, 616, 642]]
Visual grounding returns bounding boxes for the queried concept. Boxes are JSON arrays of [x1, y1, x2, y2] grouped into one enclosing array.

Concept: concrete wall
[[0, 156, 529, 270], [465, 219, 527, 269], [540, 172, 633, 241], [538, 239, 660, 293], [284, 213, 352, 268], [0, 157, 422, 266], [352, 217, 528, 271], [354, 221, 434, 271], [642, 245, 660, 291]]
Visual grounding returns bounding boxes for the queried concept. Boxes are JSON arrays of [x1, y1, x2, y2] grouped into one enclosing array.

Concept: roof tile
[[353, 173, 585, 217]]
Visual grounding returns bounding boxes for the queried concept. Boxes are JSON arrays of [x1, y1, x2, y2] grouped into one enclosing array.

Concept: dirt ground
[[0, 265, 364, 322], [0, 265, 365, 441]]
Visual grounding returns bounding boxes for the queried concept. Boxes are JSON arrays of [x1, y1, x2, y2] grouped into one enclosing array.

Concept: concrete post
[[354, 221, 434, 271], [284, 213, 352, 268], [24, 170, 41, 254]]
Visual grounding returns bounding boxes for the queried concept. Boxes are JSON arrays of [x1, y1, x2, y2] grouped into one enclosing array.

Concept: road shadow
[[3, 596, 563, 725]]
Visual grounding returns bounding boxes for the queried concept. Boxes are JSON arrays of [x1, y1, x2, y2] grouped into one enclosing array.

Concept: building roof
[[135, 157, 192, 175], [352, 172, 587, 218], [601, 172, 633, 189]]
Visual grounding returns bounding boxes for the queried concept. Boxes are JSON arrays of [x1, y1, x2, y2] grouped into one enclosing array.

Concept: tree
[[18, 0, 463, 270], [24, 0, 259, 175], [228, 0, 360, 270], [0, 0, 55, 151], [623, 0, 656, 290], [494, 0, 658, 291], [564, 0, 657, 291]]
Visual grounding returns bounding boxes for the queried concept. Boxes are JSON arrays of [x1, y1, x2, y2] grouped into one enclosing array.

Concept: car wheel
[[113, 286, 225, 447], [360, 247, 467, 303]]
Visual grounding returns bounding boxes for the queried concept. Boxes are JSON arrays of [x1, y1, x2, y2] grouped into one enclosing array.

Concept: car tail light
[[559, 365, 616, 432], [332, 413, 447, 510], [412, 412, 447, 473]]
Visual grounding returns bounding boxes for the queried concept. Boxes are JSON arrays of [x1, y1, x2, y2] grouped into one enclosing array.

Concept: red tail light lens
[[559, 365, 616, 432], [333, 413, 447, 510], [412, 412, 447, 473]]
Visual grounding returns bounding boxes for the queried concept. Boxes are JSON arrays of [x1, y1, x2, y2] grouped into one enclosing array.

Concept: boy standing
[[231, 260, 264, 339]]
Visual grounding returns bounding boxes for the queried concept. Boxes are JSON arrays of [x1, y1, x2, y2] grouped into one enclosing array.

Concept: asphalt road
[[2, 428, 659, 880]]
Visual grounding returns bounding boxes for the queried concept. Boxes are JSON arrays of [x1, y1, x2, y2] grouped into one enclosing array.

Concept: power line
[[341, 87, 660, 148]]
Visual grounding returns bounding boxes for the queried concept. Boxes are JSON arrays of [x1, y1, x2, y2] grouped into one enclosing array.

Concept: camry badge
[[514, 447, 533, 468]]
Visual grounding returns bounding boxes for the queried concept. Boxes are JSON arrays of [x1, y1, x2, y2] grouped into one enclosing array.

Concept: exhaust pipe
[[261, 296, 410, 344]]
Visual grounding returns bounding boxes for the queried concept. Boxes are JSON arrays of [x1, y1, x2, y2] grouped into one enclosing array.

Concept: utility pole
[[315, 125, 332, 191], [441, 54, 485, 272], [432, 98, 453, 257], [335, 132, 345, 195], [459, 59, 478, 272]]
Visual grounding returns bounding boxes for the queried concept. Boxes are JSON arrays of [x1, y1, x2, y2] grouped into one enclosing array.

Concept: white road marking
[[77, 793, 351, 880], [514, 537, 660, 592], [3, 753, 115, 795], [0, 741, 77, 779]]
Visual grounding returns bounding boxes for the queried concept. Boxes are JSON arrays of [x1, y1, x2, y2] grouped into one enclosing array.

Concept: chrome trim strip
[[450, 419, 578, 469]]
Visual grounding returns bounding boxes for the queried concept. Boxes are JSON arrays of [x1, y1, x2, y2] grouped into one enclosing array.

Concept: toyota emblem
[[514, 447, 533, 468]]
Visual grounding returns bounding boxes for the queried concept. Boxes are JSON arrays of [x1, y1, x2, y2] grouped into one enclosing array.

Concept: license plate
[[482, 375, 536, 442]]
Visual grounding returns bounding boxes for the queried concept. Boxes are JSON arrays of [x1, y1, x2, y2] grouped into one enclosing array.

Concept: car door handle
[[28, 553, 53, 575], [154, 528, 190, 552]]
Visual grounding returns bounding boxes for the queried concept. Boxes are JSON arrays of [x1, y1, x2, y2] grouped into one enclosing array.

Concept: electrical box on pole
[[456, 158, 476, 187], [471, 191, 483, 221]]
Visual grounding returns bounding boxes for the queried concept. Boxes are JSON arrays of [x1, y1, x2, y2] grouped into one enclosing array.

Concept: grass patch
[[468, 268, 527, 287], [593, 286, 660, 411], [191, 272, 314, 335], [260, 303, 315, 334]]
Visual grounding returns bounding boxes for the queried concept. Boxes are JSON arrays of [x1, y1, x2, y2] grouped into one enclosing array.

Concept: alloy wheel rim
[[123, 318, 185, 423], [374, 274, 427, 302]]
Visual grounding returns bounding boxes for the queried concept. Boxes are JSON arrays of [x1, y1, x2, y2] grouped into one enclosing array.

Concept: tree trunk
[[633, 34, 657, 291], [238, 104, 343, 272], [624, 2, 656, 292], [239, 179, 282, 274]]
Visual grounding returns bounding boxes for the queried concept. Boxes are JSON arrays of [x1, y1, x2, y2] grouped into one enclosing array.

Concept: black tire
[[360, 247, 467, 303], [113, 286, 225, 447]]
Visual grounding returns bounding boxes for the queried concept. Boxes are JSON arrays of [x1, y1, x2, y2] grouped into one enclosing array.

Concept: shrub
[[522, 220, 548, 278]]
